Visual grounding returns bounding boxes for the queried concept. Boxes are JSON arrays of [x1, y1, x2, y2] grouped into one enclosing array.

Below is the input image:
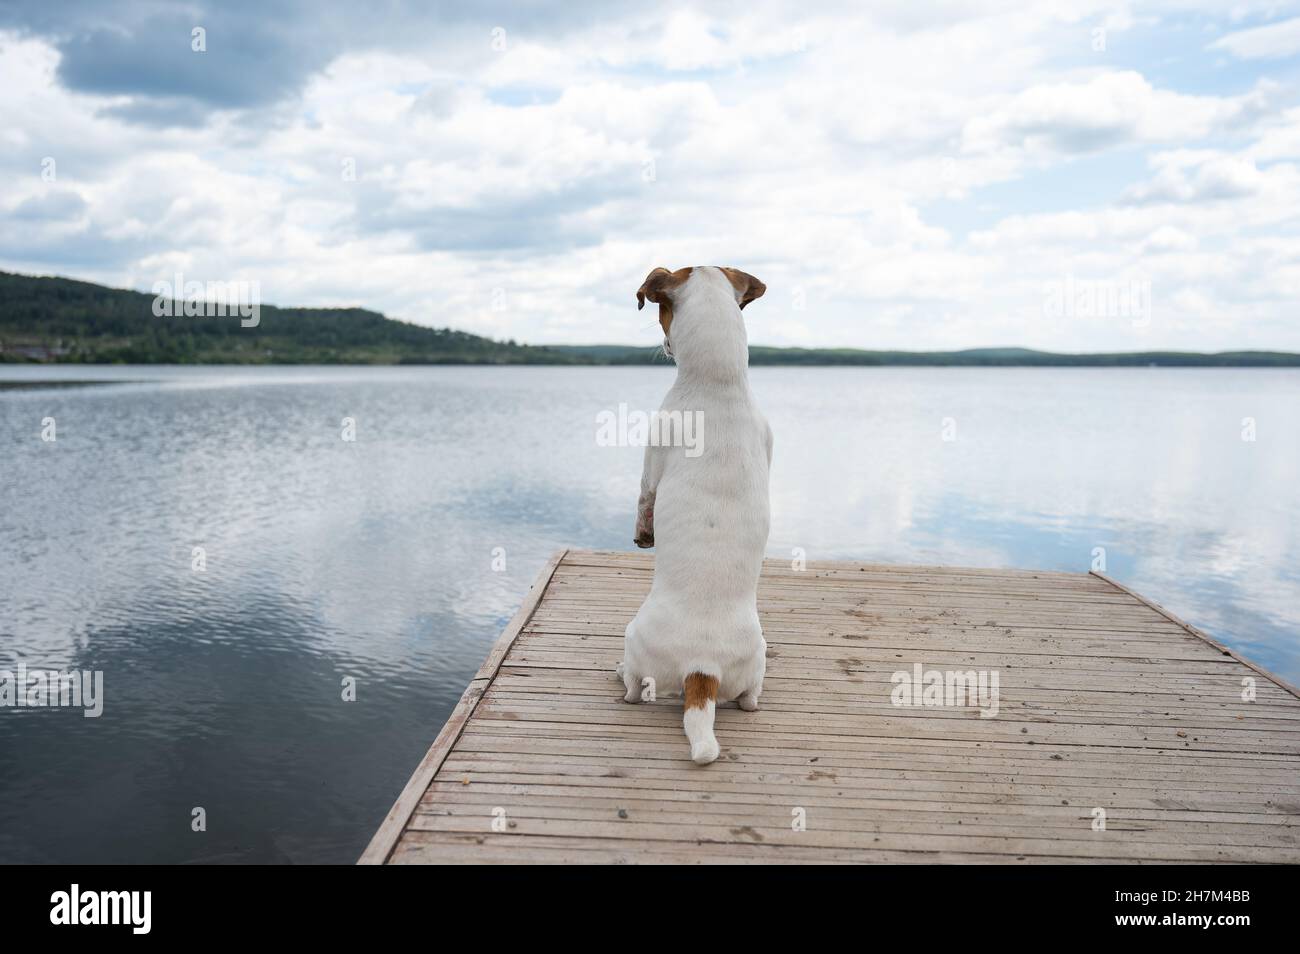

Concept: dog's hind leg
[[621, 666, 653, 704], [736, 686, 761, 712]]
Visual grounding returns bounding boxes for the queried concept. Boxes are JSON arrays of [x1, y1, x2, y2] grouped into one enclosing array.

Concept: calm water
[[1, 365, 1297, 863]]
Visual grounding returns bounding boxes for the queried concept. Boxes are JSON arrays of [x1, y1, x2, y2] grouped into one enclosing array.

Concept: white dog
[[618, 265, 772, 764]]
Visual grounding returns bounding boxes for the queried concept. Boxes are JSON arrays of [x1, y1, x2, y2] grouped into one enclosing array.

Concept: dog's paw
[[690, 739, 720, 765], [633, 533, 654, 549]]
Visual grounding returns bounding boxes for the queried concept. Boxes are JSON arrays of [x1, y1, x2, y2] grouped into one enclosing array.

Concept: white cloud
[[961, 71, 1270, 156], [1122, 154, 1273, 203], [1210, 16, 1300, 59]]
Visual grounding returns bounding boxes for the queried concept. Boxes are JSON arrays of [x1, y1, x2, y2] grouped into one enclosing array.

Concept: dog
[[617, 265, 772, 764]]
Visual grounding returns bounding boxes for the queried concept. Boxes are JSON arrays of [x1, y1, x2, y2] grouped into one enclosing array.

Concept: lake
[[1, 364, 1297, 863]]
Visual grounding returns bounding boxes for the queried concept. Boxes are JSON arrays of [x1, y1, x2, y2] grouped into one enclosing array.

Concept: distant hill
[[0, 271, 577, 365], [2, 271, 1297, 367], [552, 344, 1300, 367]]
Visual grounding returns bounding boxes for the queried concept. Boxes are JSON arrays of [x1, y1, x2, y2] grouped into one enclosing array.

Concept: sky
[[1, 0, 1299, 352]]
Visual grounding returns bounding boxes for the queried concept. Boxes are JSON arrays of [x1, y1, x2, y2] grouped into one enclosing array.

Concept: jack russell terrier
[[618, 265, 771, 764]]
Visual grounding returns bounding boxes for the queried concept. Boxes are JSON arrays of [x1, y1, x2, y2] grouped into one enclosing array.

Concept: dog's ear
[[721, 267, 766, 310], [636, 267, 671, 310], [636, 267, 690, 309], [636, 267, 693, 334]]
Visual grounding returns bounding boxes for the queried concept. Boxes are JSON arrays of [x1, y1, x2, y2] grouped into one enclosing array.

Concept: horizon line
[[4, 269, 1298, 359]]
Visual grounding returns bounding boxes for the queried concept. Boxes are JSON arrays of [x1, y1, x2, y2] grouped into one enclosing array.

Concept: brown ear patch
[[636, 266, 694, 335], [720, 267, 766, 310]]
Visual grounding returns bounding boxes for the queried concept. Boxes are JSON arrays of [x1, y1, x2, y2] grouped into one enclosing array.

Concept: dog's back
[[621, 266, 772, 764]]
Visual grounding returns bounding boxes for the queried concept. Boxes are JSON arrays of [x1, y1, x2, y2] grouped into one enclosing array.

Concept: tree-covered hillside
[[0, 271, 578, 364]]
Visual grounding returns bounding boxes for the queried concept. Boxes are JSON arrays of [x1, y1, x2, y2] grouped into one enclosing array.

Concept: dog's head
[[636, 266, 765, 350]]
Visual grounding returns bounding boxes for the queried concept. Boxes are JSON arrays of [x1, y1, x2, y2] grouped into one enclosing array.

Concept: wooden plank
[[1092, 570, 1300, 700], [387, 830, 1124, 864], [356, 549, 566, 864], [562, 548, 1098, 582]]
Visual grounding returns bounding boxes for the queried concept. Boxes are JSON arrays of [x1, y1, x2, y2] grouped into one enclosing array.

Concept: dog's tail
[[683, 672, 720, 765]]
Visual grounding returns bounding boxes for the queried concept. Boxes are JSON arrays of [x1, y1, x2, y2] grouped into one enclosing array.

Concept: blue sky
[[1, 0, 1299, 351]]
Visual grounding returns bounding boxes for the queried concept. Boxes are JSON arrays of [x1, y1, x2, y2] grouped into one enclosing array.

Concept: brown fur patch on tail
[[683, 673, 719, 709]]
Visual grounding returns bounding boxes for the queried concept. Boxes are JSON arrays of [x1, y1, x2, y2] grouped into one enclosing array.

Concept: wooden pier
[[360, 549, 1300, 864]]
